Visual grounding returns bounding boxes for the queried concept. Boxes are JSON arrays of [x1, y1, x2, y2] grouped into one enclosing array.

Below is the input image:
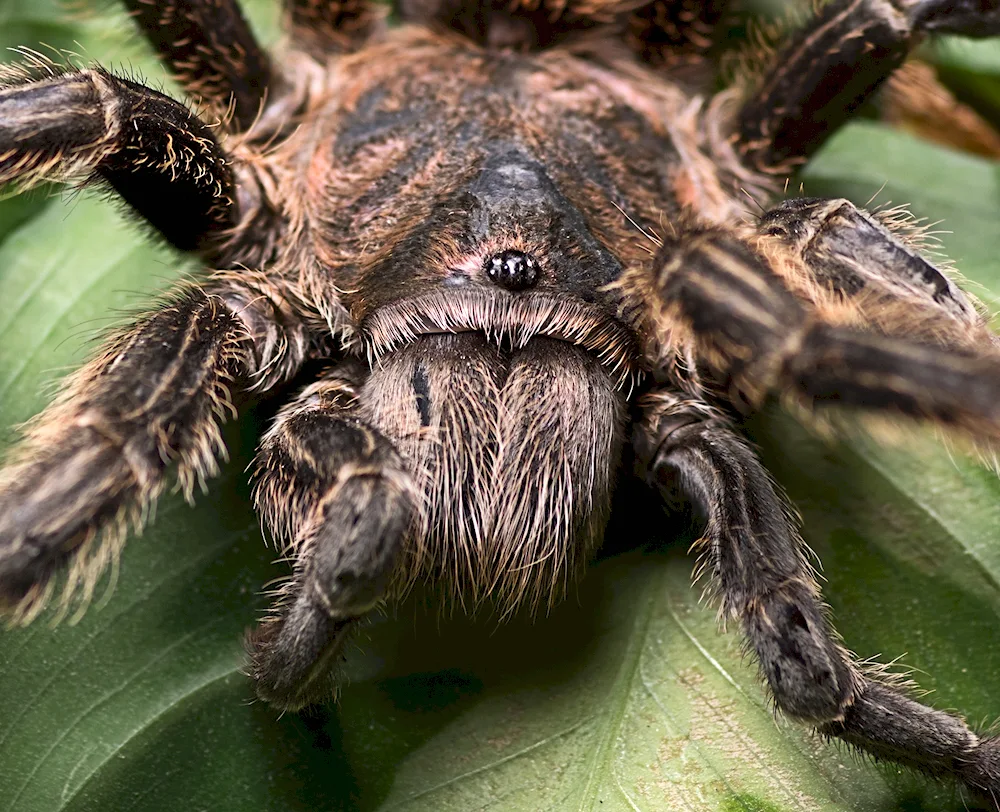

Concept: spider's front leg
[[737, 0, 1000, 173], [0, 277, 307, 621], [627, 224, 1000, 439], [634, 390, 857, 722], [0, 67, 233, 251], [250, 363, 416, 710], [635, 389, 1000, 799]]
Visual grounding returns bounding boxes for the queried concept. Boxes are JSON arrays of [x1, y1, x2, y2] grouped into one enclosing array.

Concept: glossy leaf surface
[[1, 6, 1000, 811]]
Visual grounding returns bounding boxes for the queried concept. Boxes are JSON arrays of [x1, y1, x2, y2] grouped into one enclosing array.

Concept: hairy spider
[[2, 0, 1000, 803]]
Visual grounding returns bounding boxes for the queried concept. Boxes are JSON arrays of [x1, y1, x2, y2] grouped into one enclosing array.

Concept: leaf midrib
[[574, 572, 656, 811]]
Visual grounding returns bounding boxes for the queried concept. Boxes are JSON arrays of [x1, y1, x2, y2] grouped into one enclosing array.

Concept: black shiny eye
[[484, 249, 540, 291]]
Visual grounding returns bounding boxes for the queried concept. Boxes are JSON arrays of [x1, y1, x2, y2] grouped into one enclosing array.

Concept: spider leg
[[119, 0, 273, 130], [628, 225, 1000, 438], [753, 196, 998, 349], [754, 198, 981, 328], [284, 0, 386, 58], [0, 68, 234, 251], [249, 363, 415, 710], [400, 0, 728, 58], [635, 390, 1000, 800], [634, 389, 857, 722], [737, 0, 1000, 174], [0, 277, 307, 622], [628, 0, 729, 66]]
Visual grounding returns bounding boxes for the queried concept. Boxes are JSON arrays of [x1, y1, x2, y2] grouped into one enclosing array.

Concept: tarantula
[[2, 0, 1000, 801]]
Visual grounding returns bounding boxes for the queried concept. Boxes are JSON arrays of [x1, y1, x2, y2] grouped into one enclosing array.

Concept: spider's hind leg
[[119, 0, 273, 130], [627, 0, 729, 66], [250, 363, 416, 710], [737, 0, 1000, 174], [283, 0, 386, 58], [399, 0, 729, 57], [635, 391, 1000, 800]]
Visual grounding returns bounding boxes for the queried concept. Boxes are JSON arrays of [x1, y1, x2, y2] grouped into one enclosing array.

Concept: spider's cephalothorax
[[3, 0, 1000, 801]]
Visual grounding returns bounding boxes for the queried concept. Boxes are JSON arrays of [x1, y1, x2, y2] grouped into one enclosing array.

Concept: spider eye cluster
[[484, 249, 540, 291]]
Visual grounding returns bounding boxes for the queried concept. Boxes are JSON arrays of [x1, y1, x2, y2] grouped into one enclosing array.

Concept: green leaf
[[2, 9, 1000, 811], [930, 37, 1000, 129]]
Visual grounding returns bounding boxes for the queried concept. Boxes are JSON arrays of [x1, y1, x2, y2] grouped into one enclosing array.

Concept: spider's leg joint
[[636, 390, 858, 724], [249, 366, 417, 711]]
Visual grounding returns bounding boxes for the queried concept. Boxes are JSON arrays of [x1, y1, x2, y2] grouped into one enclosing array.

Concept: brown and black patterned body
[[6, 0, 1000, 802], [237, 29, 745, 614]]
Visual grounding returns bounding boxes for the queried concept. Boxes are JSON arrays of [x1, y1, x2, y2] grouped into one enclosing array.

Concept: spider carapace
[[3, 0, 1000, 802]]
